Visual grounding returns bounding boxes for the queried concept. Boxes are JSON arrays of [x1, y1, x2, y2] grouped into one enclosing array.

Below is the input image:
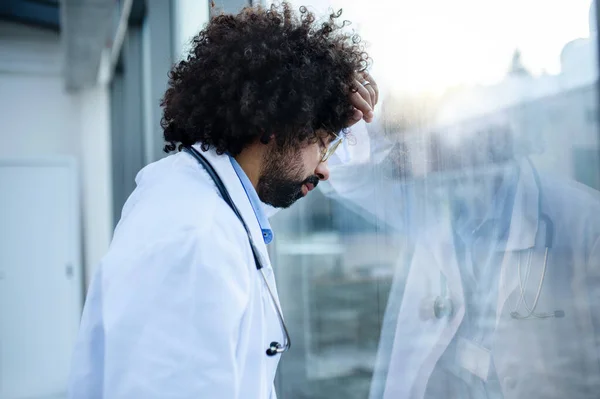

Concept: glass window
[[270, 0, 600, 398], [172, 0, 210, 60]]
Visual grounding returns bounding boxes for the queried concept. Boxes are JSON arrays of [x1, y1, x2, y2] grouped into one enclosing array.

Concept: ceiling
[[1, 0, 116, 90], [0, 0, 60, 31], [61, 0, 115, 90]]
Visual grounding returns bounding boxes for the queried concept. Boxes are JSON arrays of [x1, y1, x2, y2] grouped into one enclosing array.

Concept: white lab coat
[[68, 146, 283, 399], [324, 125, 600, 398]]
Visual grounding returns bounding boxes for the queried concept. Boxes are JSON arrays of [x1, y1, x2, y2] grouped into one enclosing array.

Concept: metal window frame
[[143, 0, 175, 163], [110, 24, 145, 226], [110, 0, 175, 226], [591, 1, 600, 195]]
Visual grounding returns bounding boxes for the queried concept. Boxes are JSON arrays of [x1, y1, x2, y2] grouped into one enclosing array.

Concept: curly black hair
[[160, 2, 369, 155]]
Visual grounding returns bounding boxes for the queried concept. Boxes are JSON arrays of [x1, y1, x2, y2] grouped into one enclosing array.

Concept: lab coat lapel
[[495, 159, 539, 327], [383, 209, 465, 399], [429, 213, 464, 305], [192, 145, 273, 272], [417, 191, 465, 309]]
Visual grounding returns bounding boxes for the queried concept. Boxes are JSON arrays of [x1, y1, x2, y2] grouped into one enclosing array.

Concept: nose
[[315, 160, 330, 181]]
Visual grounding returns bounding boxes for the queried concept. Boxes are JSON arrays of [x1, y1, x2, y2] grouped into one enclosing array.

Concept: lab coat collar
[[504, 159, 539, 252], [442, 160, 538, 253], [450, 164, 518, 250], [190, 144, 274, 270]]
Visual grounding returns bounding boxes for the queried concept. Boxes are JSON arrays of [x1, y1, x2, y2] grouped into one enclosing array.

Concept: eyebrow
[[316, 131, 338, 146], [325, 133, 338, 144]]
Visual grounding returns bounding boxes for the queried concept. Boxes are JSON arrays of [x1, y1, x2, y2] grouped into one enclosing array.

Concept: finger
[[350, 91, 373, 123], [350, 90, 372, 118], [352, 81, 374, 116], [359, 72, 377, 106], [364, 83, 377, 109], [362, 72, 379, 105], [362, 72, 378, 105], [354, 78, 374, 109]]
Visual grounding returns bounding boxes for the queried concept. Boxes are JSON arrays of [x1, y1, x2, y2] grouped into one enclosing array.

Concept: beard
[[257, 146, 320, 209]]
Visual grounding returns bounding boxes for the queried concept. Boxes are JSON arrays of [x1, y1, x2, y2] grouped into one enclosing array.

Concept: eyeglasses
[[320, 132, 344, 163]]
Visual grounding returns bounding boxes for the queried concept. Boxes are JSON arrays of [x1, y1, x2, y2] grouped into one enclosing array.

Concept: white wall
[[0, 21, 113, 285], [0, 22, 79, 156]]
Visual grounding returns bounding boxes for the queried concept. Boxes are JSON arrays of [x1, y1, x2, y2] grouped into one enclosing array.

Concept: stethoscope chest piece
[[420, 295, 454, 320], [420, 273, 454, 320], [266, 342, 283, 357], [434, 296, 454, 319]]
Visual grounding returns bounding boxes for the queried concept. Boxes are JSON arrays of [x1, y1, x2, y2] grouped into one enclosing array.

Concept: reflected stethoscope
[[431, 160, 565, 321], [184, 146, 291, 357]]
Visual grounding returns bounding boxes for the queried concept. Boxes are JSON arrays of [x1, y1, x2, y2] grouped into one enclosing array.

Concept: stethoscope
[[432, 160, 564, 321], [184, 146, 291, 357]]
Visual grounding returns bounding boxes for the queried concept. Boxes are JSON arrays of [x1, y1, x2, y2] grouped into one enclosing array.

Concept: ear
[[260, 132, 275, 145]]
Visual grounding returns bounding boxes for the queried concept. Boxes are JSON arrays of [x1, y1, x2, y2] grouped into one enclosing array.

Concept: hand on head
[[348, 72, 379, 126]]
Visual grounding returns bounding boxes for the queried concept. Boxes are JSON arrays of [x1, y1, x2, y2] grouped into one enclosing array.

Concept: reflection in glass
[[354, 132, 600, 398], [270, 0, 600, 398]]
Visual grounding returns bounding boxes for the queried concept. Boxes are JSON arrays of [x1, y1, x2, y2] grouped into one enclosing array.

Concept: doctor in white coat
[[67, 3, 378, 398], [325, 120, 600, 398]]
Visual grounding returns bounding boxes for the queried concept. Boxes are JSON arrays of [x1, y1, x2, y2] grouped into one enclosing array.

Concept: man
[[67, 3, 377, 399]]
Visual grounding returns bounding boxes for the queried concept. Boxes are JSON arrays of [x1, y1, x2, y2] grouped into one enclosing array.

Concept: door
[[0, 159, 82, 399]]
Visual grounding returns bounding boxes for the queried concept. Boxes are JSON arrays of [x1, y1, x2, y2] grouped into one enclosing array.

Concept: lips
[[301, 183, 314, 197], [301, 177, 319, 197]]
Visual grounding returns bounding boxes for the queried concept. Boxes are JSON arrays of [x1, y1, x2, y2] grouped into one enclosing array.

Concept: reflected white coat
[[325, 125, 600, 398], [67, 147, 282, 399], [377, 162, 600, 399]]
